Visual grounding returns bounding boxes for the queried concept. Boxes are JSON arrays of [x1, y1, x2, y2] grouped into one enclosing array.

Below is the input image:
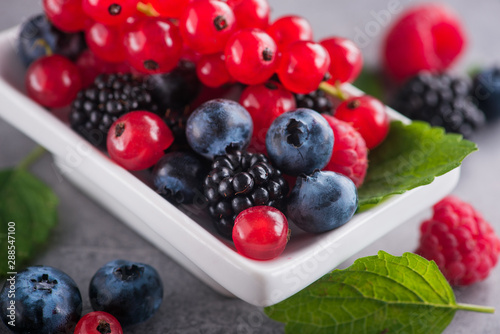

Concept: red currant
[[26, 55, 82, 108], [43, 0, 87, 32], [148, 0, 190, 19], [76, 50, 132, 88], [266, 15, 313, 50], [82, 0, 138, 26], [320, 37, 363, 84], [225, 28, 278, 85], [227, 0, 270, 30], [179, 0, 236, 55], [124, 18, 183, 74], [107, 111, 174, 170], [277, 41, 330, 94], [233, 206, 289, 261], [239, 81, 296, 152], [74, 311, 123, 334], [85, 21, 127, 63], [196, 53, 232, 88], [334, 95, 390, 149]]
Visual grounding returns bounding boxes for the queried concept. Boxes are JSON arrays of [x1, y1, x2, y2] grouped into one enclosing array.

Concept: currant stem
[[17, 146, 47, 171], [318, 81, 349, 101], [137, 2, 160, 17], [456, 303, 495, 314]]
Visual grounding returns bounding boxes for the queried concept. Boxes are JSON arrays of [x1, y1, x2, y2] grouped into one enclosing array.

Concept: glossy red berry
[[225, 28, 278, 85], [43, 0, 87, 32], [107, 111, 174, 170], [239, 81, 296, 152], [85, 21, 127, 63], [148, 0, 190, 19], [227, 0, 270, 30], [124, 18, 183, 74], [320, 37, 363, 84], [196, 53, 232, 88], [76, 50, 132, 88], [82, 0, 138, 26], [277, 41, 330, 94], [26, 55, 82, 108], [233, 206, 289, 261], [74, 311, 123, 334], [334, 95, 390, 149], [266, 15, 313, 50], [180, 0, 236, 55]]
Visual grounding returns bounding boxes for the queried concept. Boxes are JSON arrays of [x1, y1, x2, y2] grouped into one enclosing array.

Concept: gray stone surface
[[1, 0, 500, 333]]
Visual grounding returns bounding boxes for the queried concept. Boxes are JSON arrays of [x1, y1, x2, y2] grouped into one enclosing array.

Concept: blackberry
[[294, 89, 333, 114], [392, 72, 485, 138], [203, 149, 289, 240], [70, 73, 159, 148]]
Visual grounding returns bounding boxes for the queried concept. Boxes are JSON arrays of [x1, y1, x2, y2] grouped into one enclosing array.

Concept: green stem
[[456, 303, 495, 314], [137, 2, 160, 17], [318, 81, 349, 101], [17, 146, 47, 171]]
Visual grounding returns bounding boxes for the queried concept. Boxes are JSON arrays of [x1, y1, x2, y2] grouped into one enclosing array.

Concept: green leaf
[[0, 168, 58, 277], [265, 251, 494, 334], [357, 121, 477, 211], [352, 68, 385, 101]]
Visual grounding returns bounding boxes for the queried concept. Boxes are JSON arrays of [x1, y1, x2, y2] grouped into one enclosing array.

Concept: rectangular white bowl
[[0, 27, 460, 307]]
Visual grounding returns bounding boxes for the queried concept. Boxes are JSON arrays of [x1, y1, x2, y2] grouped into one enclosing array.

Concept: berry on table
[[233, 206, 289, 260], [320, 37, 363, 84], [85, 20, 128, 64], [0, 266, 82, 333], [416, 196, 500, 286], [334, 95, 389, 149], [287, 170, 358, 233], [89, 260, 163, 326], [227, 0, 270, 30], [204, 149, 288, 239], [294, 89, 333, 114], [43, 0, 87, 32], [277, 41, 331, 94], [107, 111, 174, 170], [472, 66, 500, 121], [266, 108, 334, 176], [26, 54, 82, 109], [224, 28, 279, 85], [196, 53, 233, 88], [322, 115, 368, 188], [266, 15, 313, 50], [74, 311, 123, 334], [180, 0, 236, 55], [82, 0, 138, 26]]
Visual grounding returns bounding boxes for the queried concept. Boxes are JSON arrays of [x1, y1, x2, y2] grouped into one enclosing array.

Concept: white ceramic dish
[[0, 27, 461, 307]]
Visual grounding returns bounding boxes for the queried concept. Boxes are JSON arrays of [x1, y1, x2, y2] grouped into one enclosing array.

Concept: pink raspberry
[[416, 196, 500, 286], [322, 115, 368, 188]]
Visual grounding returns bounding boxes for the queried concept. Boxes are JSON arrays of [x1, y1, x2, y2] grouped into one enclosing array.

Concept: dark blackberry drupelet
[[204, 149, 289, 240], [70, 73, 159, 148], [294, 89, 333, 114], [392, 72, 484, 138]]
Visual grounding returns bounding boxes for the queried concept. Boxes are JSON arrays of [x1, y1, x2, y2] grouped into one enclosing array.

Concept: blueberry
[[287, 170, 358, 233], [186, 99, 253, 159], [0, 266, 82, 333], [266, 108, 334, 176], [89, 260, 163, 327], [152, 151, 209, 204], [18, 14, 86, 67], [472, 67, 500, 121]]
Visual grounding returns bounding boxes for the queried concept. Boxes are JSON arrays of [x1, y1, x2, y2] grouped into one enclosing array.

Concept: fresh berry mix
[[294, 89, 333, 114], [392, 72, 484, 138], [383, 3, 466, 81], [74, 311, 123, 334], [107, 111, 174, 170], [42, 0, 87, 33], [70, 73, 159, 148], [75, 50, 130, 88], [233, 206, 289, 260], [204, 149, 288, 239], [266, 15, 313, 50], [18, 14, 86, 67], [334, 95, 389, 149], [89, 260, 163, 326], [322, 115, 368, 188], [153, 151, 209, 204], [320, 37, 363, 84], [416, 196, 500, 286], [0, 266, 82, 333], [472, 66, 500, 121], [287, 170, 358, 233], [266, 108, 334, 176]]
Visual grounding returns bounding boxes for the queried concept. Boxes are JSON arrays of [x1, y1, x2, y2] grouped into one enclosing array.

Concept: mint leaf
[[265, 251, 494, 334], [358, 121, 477, 211], [0, 168, 58, 277]]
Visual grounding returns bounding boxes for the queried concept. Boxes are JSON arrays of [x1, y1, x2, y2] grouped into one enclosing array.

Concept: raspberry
[[322, 115, 368, 188], [416, 196, 500, 286], [383, 4, 466, 82]]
